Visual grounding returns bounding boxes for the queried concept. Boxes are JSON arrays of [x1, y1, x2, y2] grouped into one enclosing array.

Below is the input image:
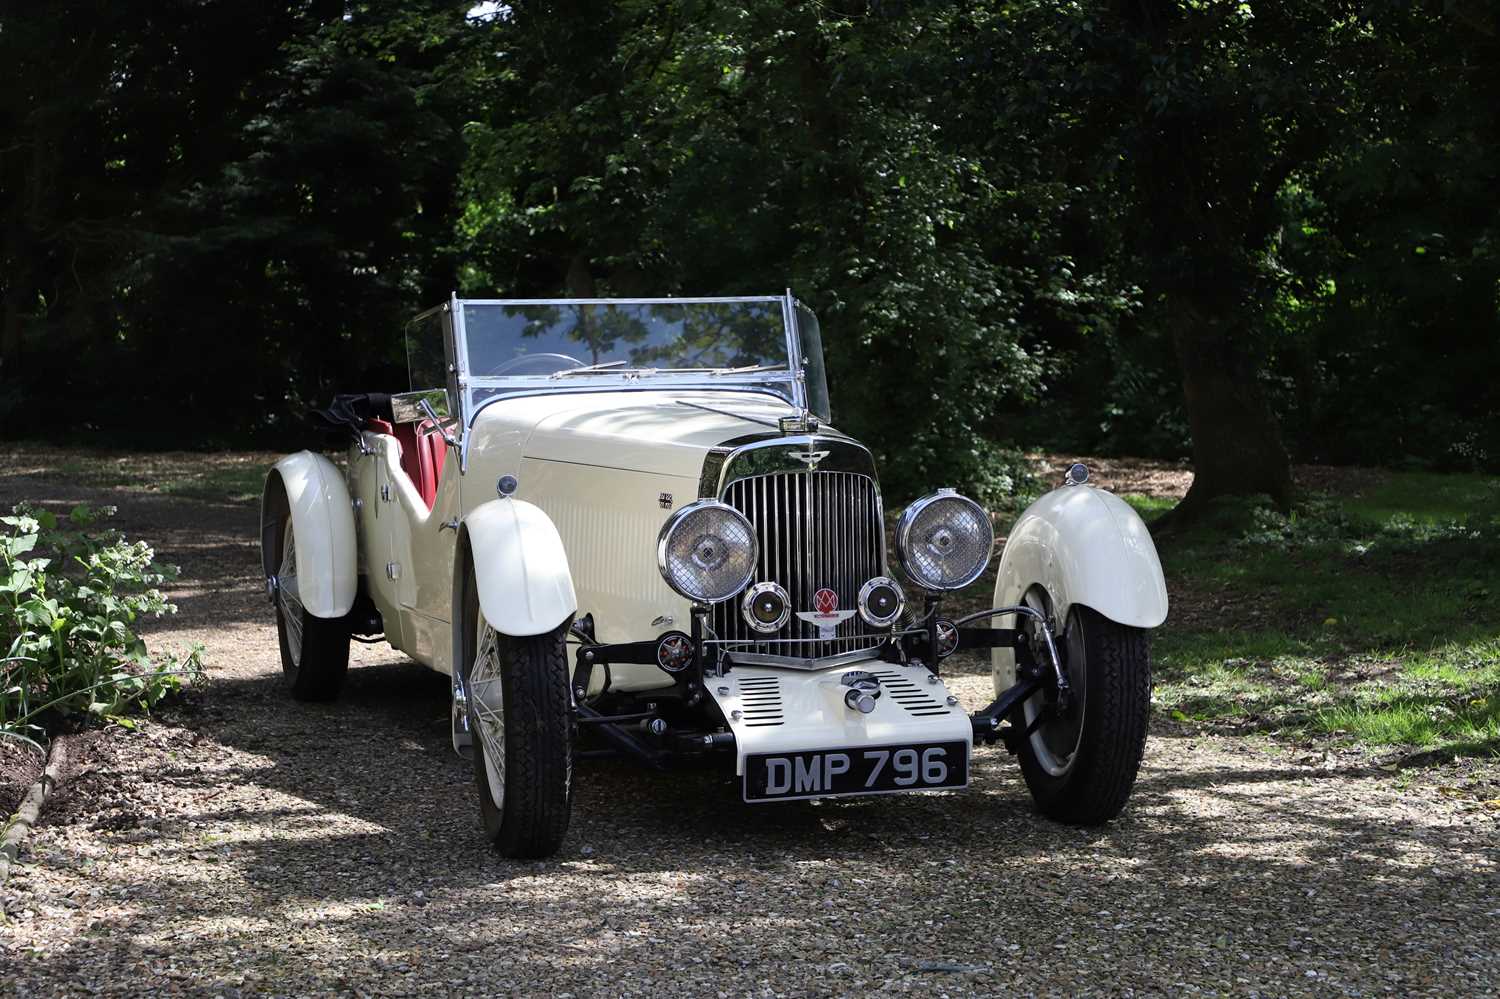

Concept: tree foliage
[[1, 1, 1495, 498]]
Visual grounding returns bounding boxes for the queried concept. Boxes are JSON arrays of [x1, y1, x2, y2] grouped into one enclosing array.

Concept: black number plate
[[743, 740, 969, 802]]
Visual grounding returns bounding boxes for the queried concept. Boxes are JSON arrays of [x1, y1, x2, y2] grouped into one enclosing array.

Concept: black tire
[[1015, 598, 1150, 825], [268, 491, 350, 702], [462, 570, 572, 858]]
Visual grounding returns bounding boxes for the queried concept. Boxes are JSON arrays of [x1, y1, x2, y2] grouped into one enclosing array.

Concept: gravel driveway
[[2, 461, 1498, 997]]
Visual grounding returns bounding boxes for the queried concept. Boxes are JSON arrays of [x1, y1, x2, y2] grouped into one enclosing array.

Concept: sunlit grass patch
[[1150, 469, 1500, 756], [1297, 667, 1328, 690], [1317, 692, 1500, 750], [1121, 493, 1177, 519]]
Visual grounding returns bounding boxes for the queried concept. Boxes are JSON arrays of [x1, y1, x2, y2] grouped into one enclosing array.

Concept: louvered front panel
[[713, 471, 884, 660]]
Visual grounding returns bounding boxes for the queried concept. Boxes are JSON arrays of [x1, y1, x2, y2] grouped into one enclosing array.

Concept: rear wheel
[[268, 493, 350, 701], [463, 571, 572, 858], [1014, 588, 1150, 825]]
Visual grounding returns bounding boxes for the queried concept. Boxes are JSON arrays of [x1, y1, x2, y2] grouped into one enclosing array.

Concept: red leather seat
[[365, 418, 446, 510]]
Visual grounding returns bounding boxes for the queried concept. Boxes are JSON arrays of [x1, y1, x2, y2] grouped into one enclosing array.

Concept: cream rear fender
[[460, 498, 578, 638], [261, 452, 357, 619], [991, 485, 1167, 693]]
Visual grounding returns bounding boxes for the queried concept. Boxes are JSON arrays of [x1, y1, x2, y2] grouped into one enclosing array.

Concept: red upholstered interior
[[364, 417, 446, 510]]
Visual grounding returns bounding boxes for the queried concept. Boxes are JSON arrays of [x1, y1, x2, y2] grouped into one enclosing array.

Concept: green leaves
[[1, 503, 203, 743], [452, 1, 1076, 502]]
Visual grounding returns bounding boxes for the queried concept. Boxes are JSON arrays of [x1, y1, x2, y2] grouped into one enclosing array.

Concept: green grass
[[1342, 472, 1500, 525], [1146, 470, 1500, 757], [1120, 493, 1179, 519], [158, 462, 268, 503]]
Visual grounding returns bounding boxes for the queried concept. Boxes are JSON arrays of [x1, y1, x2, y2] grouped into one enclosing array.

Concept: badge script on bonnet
[[796, 587, 856, 639]]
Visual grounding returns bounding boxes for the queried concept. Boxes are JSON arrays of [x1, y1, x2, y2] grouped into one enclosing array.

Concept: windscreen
[[794, 303, 832, 423], [460, 300, 790, 376], [405, 309, 447, 392]]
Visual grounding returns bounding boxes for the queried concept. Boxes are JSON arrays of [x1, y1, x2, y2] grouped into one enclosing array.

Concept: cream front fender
[[463, 498, 578, 638], [991, 485, 1167, 692], [261, 452, 357, 619]]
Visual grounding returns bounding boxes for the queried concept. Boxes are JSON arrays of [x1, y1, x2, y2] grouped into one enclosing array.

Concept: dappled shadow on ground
[[6, 654, 1498, 996], [5, 454, 1498, 995], [0, 467, 267, 638]]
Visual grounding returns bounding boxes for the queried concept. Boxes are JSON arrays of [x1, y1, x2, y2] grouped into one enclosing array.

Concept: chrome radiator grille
[[713, 471, 885, 661]]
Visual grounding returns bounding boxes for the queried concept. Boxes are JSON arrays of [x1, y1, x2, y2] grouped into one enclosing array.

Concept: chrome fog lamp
[[657, 500, 758, 604], [895, 488, 994, 591], [857, 576, 905, 628], [742, 582, 791, 633]]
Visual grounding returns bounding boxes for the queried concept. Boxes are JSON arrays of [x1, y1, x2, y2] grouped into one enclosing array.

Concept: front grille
[[713, 470, 885, 661]]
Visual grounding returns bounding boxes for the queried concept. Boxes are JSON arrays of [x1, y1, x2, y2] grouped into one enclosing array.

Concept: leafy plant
[[1, 504, 202, 744]]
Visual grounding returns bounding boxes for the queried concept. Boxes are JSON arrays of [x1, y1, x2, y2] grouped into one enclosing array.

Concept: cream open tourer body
[[260, 294, 1168, 857]]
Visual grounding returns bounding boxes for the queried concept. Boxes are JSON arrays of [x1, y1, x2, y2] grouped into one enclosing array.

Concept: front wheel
[[464, 578, 572, 858], [1014, 592, 1150, 825]]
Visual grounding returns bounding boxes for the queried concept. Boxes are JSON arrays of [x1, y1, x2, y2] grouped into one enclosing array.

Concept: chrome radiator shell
[[704, 436, 889, 664]]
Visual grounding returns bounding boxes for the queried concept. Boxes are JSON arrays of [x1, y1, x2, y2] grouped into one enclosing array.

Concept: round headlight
[[657, 500, 758, 604], [895, 489, 994, 591], [857, 576, 905, 628], [742, 582, 791, 633]]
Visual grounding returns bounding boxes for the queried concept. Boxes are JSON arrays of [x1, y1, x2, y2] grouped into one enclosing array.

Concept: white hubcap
[[470, 616, 506, 812], [1022, 591, 1086, 778]]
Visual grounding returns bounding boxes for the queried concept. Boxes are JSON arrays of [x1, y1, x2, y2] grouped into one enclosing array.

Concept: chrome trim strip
[[679, 400, 781, 429], [455, 295, 786, 305], [780, 290, 808, 413], [698, 434, 875, 498], [719, 646, 887, 672], [467, 387, 795, 432]]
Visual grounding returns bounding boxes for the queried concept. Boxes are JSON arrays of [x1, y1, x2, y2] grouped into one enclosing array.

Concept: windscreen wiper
[[551, 360, 631, 379], [708, 364, 787, 376]]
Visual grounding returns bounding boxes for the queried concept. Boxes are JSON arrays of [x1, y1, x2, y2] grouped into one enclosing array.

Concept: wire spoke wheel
[[470, 615, 506, 814], [461, 561, 573, 859], [277, 520, 305, 666]]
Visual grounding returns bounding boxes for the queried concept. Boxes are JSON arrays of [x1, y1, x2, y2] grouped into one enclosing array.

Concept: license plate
[[743, 741, 969, 802]]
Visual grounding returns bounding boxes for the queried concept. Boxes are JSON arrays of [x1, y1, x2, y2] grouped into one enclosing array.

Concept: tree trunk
[[565, 252, 595, 298], [1164, 309, 1294, 525]]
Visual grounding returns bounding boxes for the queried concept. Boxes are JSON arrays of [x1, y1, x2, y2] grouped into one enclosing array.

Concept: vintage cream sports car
[[260, 294, 1168, 857]]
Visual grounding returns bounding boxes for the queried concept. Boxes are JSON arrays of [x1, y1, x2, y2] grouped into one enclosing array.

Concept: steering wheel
[[483, 353, 585, 377]]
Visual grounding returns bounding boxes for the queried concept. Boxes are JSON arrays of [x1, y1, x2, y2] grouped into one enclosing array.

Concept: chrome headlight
[[657, 500, 758, 604], [895, 489, 994, 591]]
